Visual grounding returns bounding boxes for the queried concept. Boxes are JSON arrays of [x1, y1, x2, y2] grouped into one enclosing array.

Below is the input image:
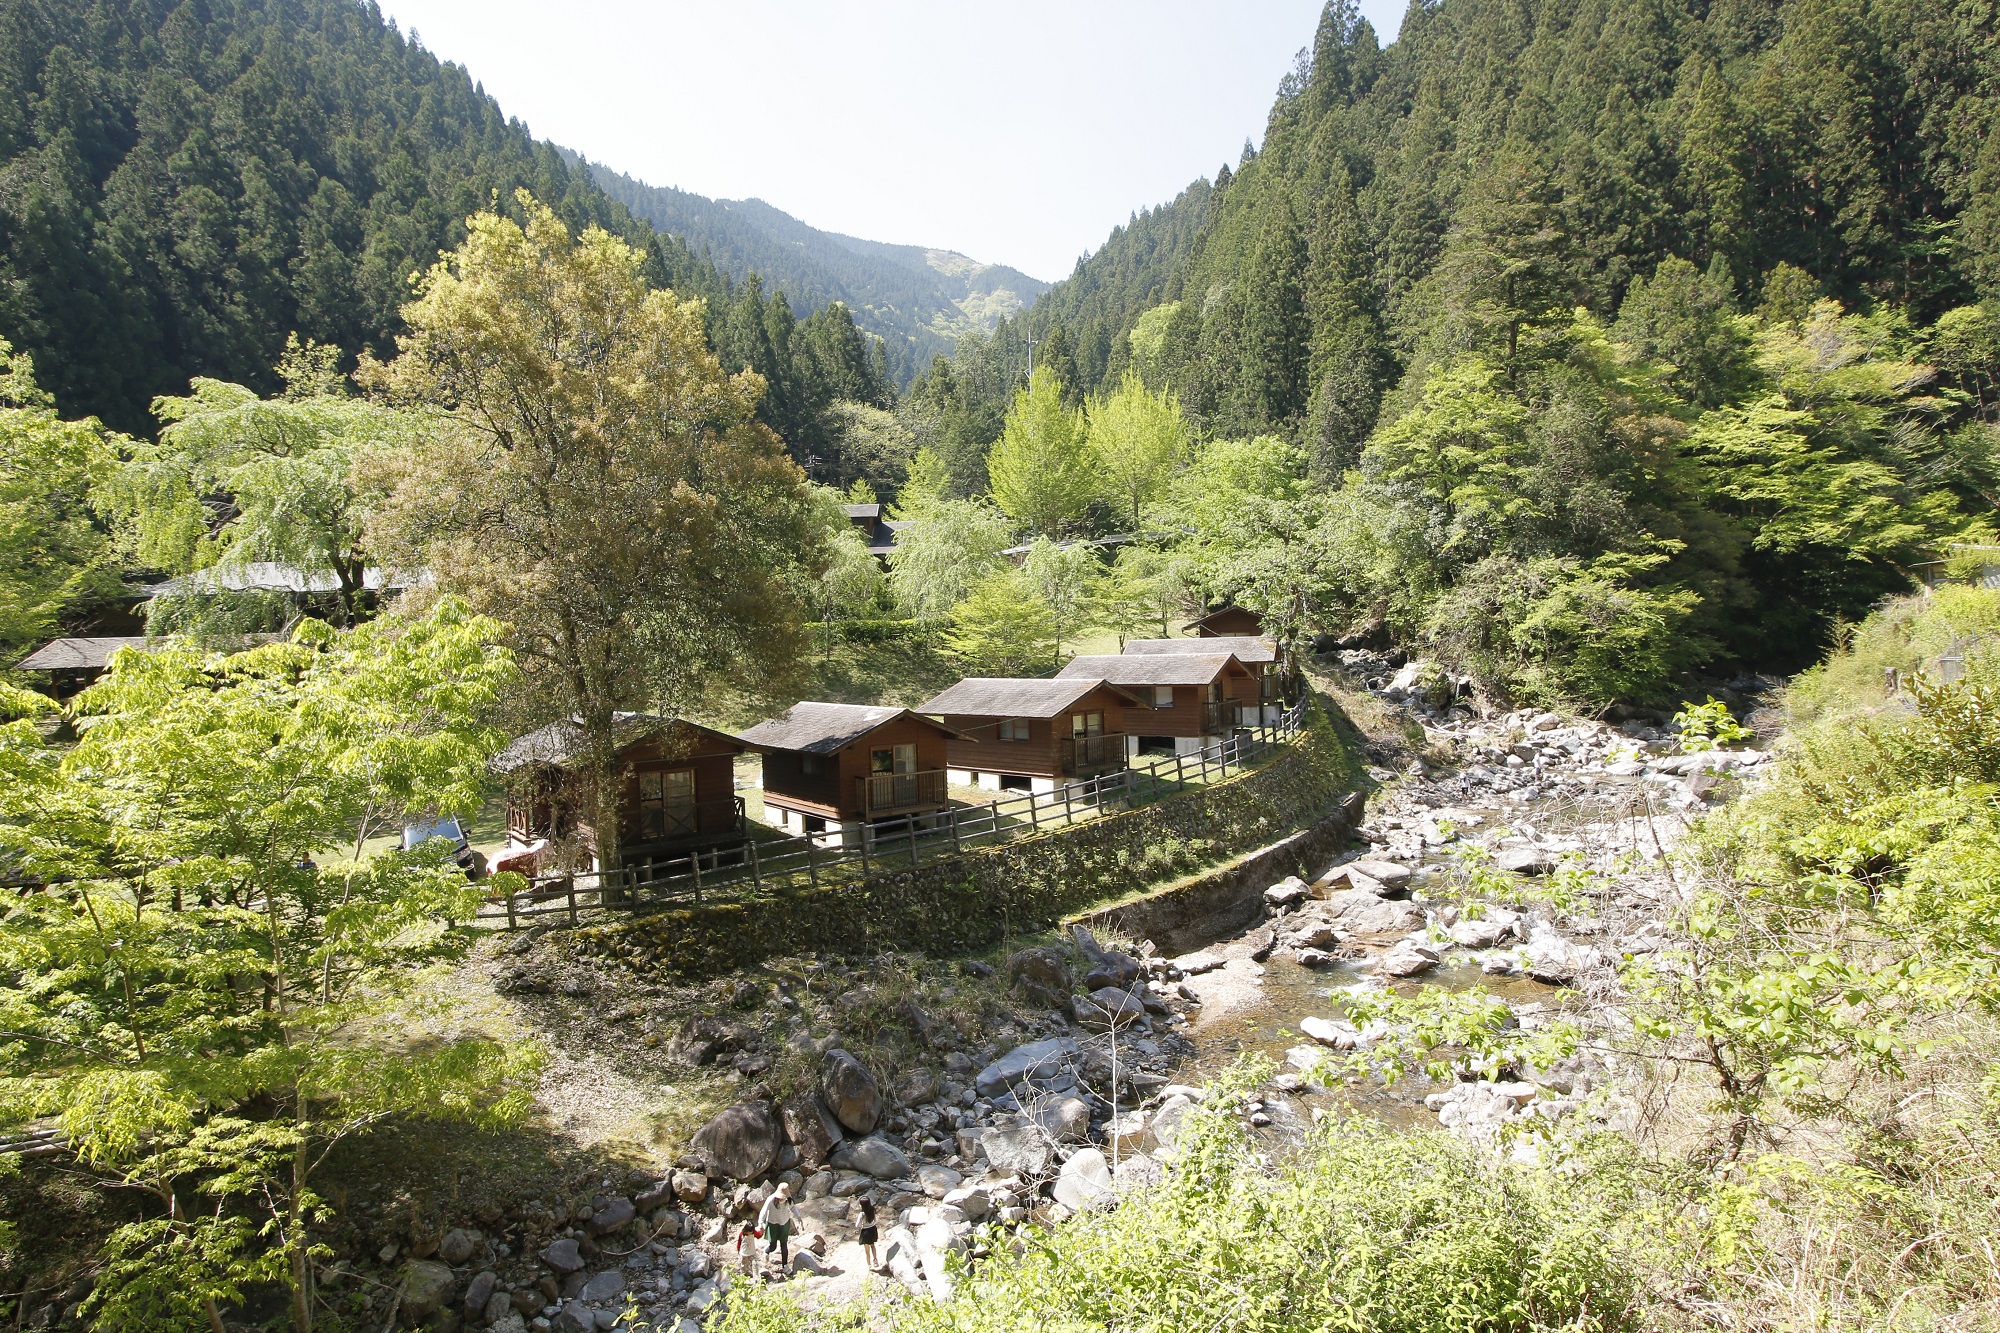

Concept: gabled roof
[[16, 636, 149, 672], [149, 562, 421, 597], [1191, 604, 1263, 632], [1055, 654, 1249, 687], [492, 713, 747, 774], [843, 503, 882, 522], [738, 701, 968, 754], [1124, 635, 1277, 665], [920, 677, 1146, 719]]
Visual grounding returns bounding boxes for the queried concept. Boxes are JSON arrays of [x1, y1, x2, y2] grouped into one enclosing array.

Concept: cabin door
[[871, 743, 919, 809], [638, 768, 697, 840]]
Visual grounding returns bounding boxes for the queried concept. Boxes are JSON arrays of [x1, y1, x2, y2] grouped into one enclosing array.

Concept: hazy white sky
[[374, 0, 1408, 281]]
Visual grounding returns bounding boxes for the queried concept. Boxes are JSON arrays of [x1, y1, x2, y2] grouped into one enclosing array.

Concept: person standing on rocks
[[856, 1197, 880, 1272], [756, 1182, 797, 1277], [735, 1220, 761, 1279]]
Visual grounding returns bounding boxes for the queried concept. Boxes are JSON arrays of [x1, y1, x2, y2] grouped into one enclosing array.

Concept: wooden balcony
[[1059, 732, 1127, 777], [628, 795, 748, 853], [857, 768, 948, 816]]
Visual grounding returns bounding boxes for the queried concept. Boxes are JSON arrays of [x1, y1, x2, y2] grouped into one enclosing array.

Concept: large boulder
[[1077, 987, 1145, 1030], [1494, 847, 1554, 876], [979, 1125, 1053, 1177], [398, 1260, 456, 1322], [667, 1014, 752, 1066], [1004, 948, 1075, 1013], [1299, 1015, 1358, 1049], [691, 1101, 782, 1182], [586, 1196, 634, 1235], [1376, 942, 1437, 978], [1320, 889, 1423, 934], [1449, 909, 1520, 949], [1147, 1094, 1196, 1154], [829, 1134, 910, 1180], [820, 1049, 883, 1135], [1026, 1095, 1091, 1143], [780, 1093, 843, 1169], [974, 1037, 1079, 1100], [539, 1238, 584, 1273], [1052, 1148, 1115, 1212]]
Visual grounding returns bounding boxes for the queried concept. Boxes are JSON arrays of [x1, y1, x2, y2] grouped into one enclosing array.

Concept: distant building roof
[[16, 636, 149, 672], [1123, 635, 1276, 665], [843, 503, 882, 522], [491, 713, 746, 774], [920, 677, 1144, 718], [738, 701, 966, 754], [149, 562, 420, 597], [1055, 653, 1247, 687], [1191, 604, 1263, 635]]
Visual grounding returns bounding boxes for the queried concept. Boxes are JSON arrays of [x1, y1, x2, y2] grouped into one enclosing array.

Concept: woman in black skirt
[[857, 1198, 880, 1271]]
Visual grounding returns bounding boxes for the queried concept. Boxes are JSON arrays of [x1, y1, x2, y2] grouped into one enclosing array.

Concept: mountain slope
[[582, 160, 1048, 385], [0, 0, 731, 434]]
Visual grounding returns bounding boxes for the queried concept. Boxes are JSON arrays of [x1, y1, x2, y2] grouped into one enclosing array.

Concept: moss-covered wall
[[573, 702, 1363, 977]]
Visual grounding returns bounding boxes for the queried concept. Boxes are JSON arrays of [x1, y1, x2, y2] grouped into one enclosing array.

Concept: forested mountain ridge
[[582, 157, 1048, 386]]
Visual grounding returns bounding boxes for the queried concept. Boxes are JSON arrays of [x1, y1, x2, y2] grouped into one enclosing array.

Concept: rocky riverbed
[[307, 663, 1778, 1333]]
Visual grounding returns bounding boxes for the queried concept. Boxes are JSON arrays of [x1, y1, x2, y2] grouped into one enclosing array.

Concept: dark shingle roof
[[1055, 654, 1246, 686], [491, 713, 745, 774], [920, 677, 1143, 718], [1123, 635, 1276, 665], [738, 702, 964, 754], [16, 636, 149, 671]]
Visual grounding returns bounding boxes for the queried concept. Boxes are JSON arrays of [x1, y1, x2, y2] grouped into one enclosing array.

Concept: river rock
[[1147, 1094, 1195, 1153], [1052, 1147, 1114, 1211], [1285, 920, 1341, 950], [1078, 987, 1145, 1030], [1321, 889, 1423, 933], [579, 1270, 625, 1302], [1524, 931, 1598, 985], [974, 1037, 1079, 1099], [781, 1093, 842, 1169], [540, 1238, 584, 1273], [1005, 948, 1075, 1013], [437, 1226, 475, 1265], [1299, 1015, 1357, 1049], [1449, 909, 1520, 948], [1247, 926, 1277, 962], [979, 1125, 1053, 1176], [398, 1260, 456, 1321], [1264, 876, 1309, 908], [671, 1169, 709, 1204], [916, 1163, 962, 1198], [668, 1013, 752, 1066], [896, 1069, 941, 1106], [1493, 847, 1554, 876], [692, 1101, 782, 1181], [821, 1049, 883, 1135], [1027, 1094, 1091, 1143], [462, 1270, 497, 1319], [1172, 951, 1225, 975], [829, 1134, 910, 1179], [1342, 858, 1412, 891], [1376, 942, 1437, 977]]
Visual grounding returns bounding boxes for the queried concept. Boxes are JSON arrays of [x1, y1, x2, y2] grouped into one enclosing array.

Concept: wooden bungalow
[[843, 503, 907, 560], [1123, 635, 1293, 723], [1053, 653, 1259, 756], [920, 677, 1147, 793], [17, 636, 150, 697], [1190, 604, 1264, 638], [490, 714, 750, 877], [738, 702, 965, 838]]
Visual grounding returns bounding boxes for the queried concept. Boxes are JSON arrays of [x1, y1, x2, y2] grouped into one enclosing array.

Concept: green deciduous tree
[[1087, 374, 1190, 526], [0, 339, 119, 664], [1021, 539, 1102, 657], [986, 367, 1097, 537], [885, 497, 1011, 620], [0, 602, 531, 1333], [945, 566, 1055, 675], [364, 194, 827, 877]]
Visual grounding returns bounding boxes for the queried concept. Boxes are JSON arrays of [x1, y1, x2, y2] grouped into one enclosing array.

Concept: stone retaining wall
[[574, 703, 1364, 978], [1067, 791, 1366, 956]]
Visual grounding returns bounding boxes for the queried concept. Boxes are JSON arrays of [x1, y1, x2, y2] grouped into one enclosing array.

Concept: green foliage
[[886, 497, 1011, 620], [1085, 373, 1189, 525], [0, 339, 120, 663], [721, 1068, 1639, 1333], [985, 367, 1097, 537], [1019, 538, 1101, 656], [0, 602, 535, 1329], [1334, 985, 1582, 1086], [1672, 697, 1753, 751], [944, 566, 1055, 675]]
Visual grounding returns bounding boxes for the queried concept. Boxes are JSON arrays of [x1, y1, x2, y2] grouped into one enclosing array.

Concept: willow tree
[[365, 193, 826, 876]]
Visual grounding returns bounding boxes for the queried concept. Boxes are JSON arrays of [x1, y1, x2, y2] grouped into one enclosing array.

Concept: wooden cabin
[[17, 636, 150, 698], [490, 714, 750, 876], [1190, 605, 1264, 638], [1124, 635, 1292, 722], [1054, 654, 1258, 756], [920, 677, 1146, 793], [738, 702, 963, 838], [843, 503, 906, 560]]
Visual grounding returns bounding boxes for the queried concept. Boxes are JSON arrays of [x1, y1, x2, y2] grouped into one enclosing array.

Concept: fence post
[[505, 887, 517, 931], [807, 838, 819, 889], [690, 851, 702, 905], [859, 825, 871, 875], [748, 837, 762, 891], [908, 816, 920, 867], [949, 806, 962, 854], [566, 875, 577, 928], [1063, 782, 1074, 825], [1028, 791, 1042, 830]]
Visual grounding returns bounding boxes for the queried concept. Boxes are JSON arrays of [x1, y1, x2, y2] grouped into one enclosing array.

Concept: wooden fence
[[477, 697, 1311, 929]]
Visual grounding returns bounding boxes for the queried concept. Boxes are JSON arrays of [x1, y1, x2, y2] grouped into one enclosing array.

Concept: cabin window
[[872, 743, 916, 774], [998, 718, 1031, 741], [637, 767, 696, 840], [1153, 686, 1175, 708], [1071, 711, 1104, 738], [800, 754, 822, 776]]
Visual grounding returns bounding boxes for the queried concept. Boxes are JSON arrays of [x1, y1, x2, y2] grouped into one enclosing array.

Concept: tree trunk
[[290, 1138, 313, 1333], [583, 702, 626, 905]]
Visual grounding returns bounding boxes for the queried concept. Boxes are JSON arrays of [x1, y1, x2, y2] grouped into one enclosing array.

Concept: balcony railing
[[858, 768, 948, 815], [1060, 732, 1127, 776], [630, 795, 747, 850]]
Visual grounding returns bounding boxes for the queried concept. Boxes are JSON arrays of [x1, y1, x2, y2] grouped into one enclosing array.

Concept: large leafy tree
[[0, 603, 529, 1333], [366, 194, 828, 877], [886, 494, 1011, 620], [0, 339, 120, 663], [986, 367, 1097, 537], [104, 338, 422, 629], [1087, 374, 1190, 526]]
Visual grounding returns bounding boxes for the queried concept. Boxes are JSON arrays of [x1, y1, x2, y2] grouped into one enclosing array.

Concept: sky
[[373, 0, 1407, 282]]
